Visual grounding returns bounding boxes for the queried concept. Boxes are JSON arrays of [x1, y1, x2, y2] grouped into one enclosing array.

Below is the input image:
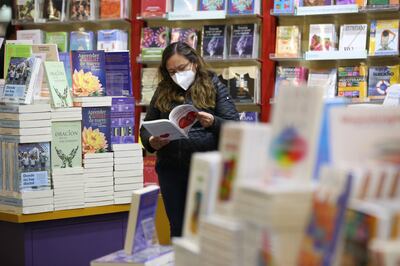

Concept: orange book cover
[[100, 0, 122, 19]]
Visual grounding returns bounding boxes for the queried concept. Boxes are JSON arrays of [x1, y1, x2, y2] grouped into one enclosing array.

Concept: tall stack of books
[[112, 144, 144, 204], [52, 168, 84, 211], [83, 152, 114, 207]]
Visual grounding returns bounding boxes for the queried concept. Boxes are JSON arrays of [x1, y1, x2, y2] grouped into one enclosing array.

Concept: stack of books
[[0, 190, 54, 214], [173, 238, 200, 266], [51, 107, 82, 121], [112, 144, 144, 204], [52, 168, 84, 211], [83, 153, 114, 207]]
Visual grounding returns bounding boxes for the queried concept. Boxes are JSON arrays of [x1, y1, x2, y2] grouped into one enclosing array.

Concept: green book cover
[[4, 44, 32, 77], [51, 121, 82, 169], [368, 0, 389, 4], [44, 61, 73, 108], [45, 32, 68, 52]]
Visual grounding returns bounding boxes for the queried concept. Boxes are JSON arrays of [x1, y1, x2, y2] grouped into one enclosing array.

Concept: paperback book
[[274, 66, 308, 97], [100, 0, 126, 18], [70, 31, 94, 51], [141, 0, 169, 17], [368, 65, 400, 99], [51, 121, 82, 169], [303, 0, 332, 6], [69, 0, 94, 20], [45, 32, 68, 52], [201, 25, 227, 59], [44, 61, 73, 108], [141, 68, 158, 105], [58, 52, 72, 88], [228, 0, 260, 15], [309, 24, 337, 52], [307, 68, 337, 98], [141, 27, 169, 60], [239, 111, 259, 122], [71, 50, 106, 97], [82, 107, 111, 154], [273, 0, 296, 14], [369, 20, 400, 56], [105, 51, 131, 96], [199, 0, 226, 10], [171, 28, 198, 50], [339, 24, 368, 51], [275, 26, 301, 58], [173, 0, 198, 12], [42, 0, 65, 21], [17, 29, 44, 45], [97, 30, 128, 52], [337, 64, 368, 99], [4, 43, 32, 77], [229, 24, 258, 58], [110, 97, 135, 144], [16, 0, 37, 21], [228, 66, 259, 103]]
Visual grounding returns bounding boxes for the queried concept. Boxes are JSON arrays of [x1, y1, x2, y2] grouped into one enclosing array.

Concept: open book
[[142, 104, 199, 141]]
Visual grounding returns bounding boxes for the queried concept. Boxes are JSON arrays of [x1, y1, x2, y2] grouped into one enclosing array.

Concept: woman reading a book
[[140, 42, 239, 237]]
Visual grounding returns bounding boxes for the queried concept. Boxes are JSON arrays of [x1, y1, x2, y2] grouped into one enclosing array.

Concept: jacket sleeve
[[139, 93, 161, 153], [209, 74, 240, 133]]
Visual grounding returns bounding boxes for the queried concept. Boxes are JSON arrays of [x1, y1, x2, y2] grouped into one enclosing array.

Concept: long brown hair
[[155, 42, 216, 112]]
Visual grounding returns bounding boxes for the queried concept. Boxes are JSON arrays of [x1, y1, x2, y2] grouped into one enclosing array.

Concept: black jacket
[[140, 72, 239, 174]]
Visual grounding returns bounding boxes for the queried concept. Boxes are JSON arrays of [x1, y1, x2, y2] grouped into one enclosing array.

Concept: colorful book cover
[[16, 0, 36, 21], [303, 0, 332, 6], [105, 51, 132, 96], [228, 0, 255, 15], [4, 43, 32, 77], [368, 65, 400, 99], [298, 170, 352, 266], [58, 52, 72, 88], [97, 30, 128, 52], [51, 121, 82, 169], [199, 0, 226, 10], [17, 142, 51, 191], [228, 66, 259, 103], [339, 24, 368, 51], [369, 20, 400, 56], [42, 0, 64, 21], [229, 24, 257, 58], [141, 27, 169, 59], [44, 61, 73, 108], [141, 0, 168, 17], [309, 24, 336, 52], [274, 66, 308, 97], [100, 0, 122, 18], [173, 0, 198, 11], [239, 112, 259, 122], [82, 107, 111, 154], [273, 0, 295, 14], [337, 64, 368, 99], [170, 28, 198, 50], [45, 32, 68, 52], [275, 26, 301, 58], [201, 25, 226, 59], [307, 68, 337, 98], [110, 97, 135, 144], [71, 50, 106, 97], [69, 0, 92, 20], [69, 31, 94, 51]]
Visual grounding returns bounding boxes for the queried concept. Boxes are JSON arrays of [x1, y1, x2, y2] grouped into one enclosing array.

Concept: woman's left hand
[[197, 111, 214, 128]]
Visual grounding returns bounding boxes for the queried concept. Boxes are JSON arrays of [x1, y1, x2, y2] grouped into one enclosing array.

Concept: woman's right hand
[[149, 136, 170, 151]]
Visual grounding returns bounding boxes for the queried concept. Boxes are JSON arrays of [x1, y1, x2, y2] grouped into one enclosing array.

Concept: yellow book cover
[[338, 64, 368, 99], [275, 26, 301, 58], [369, 19, 400, 56]]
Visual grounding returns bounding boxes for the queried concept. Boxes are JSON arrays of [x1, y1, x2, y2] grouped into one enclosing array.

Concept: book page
[[169, 104, 199, 136]]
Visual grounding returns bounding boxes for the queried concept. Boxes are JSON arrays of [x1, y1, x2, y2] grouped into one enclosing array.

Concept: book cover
[[2, 57, 40, 105], [228, 66, 259, 103], [42, 0, 64, 21], [303, 0, 332, 6], [309, 24, 337, 51], [201, 25, 226, 59], [70, 31, 94, 51], [51, 121, 82, 169], [274, 67, 308, 97], [275, 26, 301, 58], [44, 61, 73, 108], [45, 32, 68, 52], [31, 44, 59, 61], [124, 185, 160, 254], [141, 68, 158, 105], [307, 68, 337, 98], [199, 0, 226, 10], [369, 20, 400, 56], [71, 50, 106, 97], [105, 52, 132, 96], [170, 28, 198, 50], [17, 142, 51, 191], [239, 111, 259, 122], [339, 24, 368, 51], [368, 65, 400, 99], [273, 0, 296, 14], [58, 52, 72, 88], [110, 97, 135, 144], [82, 107, 111, 154], [229, 24, 258, 58], [4, 43, 32, 77], [228, 0, 256, 15], [368, 0, 389, 4], [141, 0, 168, 17], [100, 0, 122, 18], [173, 0, 198, 11], [17, 30, 44, 44], [69, 0, 92, 20], [97, 30, 128, 52], [16, 0, 36, 21], [337, 64, 368, 99], [141, 27, 169, 59]]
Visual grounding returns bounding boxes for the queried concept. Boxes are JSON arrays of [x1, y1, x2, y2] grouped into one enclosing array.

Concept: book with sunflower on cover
[[71, 50, 106, 97], [82, 107, 111, 154]]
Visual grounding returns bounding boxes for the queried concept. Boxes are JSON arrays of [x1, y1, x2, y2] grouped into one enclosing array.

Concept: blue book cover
[[110, 97, 135, 144], [82, 107, 111, 154], [229, 24, 256, 58], [273, 0, 295, 14], [199, 0, 226, 10], [239, 112, 259, 122], [97, 29, 128, 51], [71, 50, 106, 97], [70, 31, 95, 51], [58, 52, 72, 88], [105, 52, 132, 96], [228, 0, 255, 15], [202, 25, 226, 59]]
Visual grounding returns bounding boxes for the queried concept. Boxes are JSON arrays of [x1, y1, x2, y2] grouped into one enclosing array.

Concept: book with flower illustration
[[201, 25, 227, 60], [309, 24, 337, 52], [141, 104, 198, 141], [229, 24, 258, 59], [275, 26, 301, 58], [171, 28, 198, 50], [368, 65, 400, 100], [51, 121, 82, 169], [44, 61, 73, 108], [71, 50, 106, 97], [369, 20, 400, 56], [82, 107, 111, 154], [227, 0, 260, 15], [199, 0, 226, 10], [141, 27, 169, 60]]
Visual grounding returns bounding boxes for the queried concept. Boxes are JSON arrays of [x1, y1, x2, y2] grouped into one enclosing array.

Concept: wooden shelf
[[0, 204, 130, 223], [138, 56, 261, 67]]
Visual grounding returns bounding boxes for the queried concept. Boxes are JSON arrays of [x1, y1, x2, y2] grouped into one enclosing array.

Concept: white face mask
[[171, 68, 196, 91]]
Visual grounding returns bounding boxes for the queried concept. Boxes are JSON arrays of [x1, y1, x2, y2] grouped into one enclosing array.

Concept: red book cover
[[141, 0, 167, 17], [100, 0, 122, 19], [144, 156, 159, 186]]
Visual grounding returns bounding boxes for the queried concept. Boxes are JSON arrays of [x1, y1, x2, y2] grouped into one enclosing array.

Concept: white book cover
[[114, 169, 143, 178], [269, 84, 325, 181], [17, 30, 44, 45], [113, 156, 143, 165], [309, 24, 337, 52], [114, 163, 143, 171], [112, 143, 142, 151], [307, 68, 337, 98], [339, 24, 368, 52], [173, 0, 198, 12], [113, 150, 142, 158]]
